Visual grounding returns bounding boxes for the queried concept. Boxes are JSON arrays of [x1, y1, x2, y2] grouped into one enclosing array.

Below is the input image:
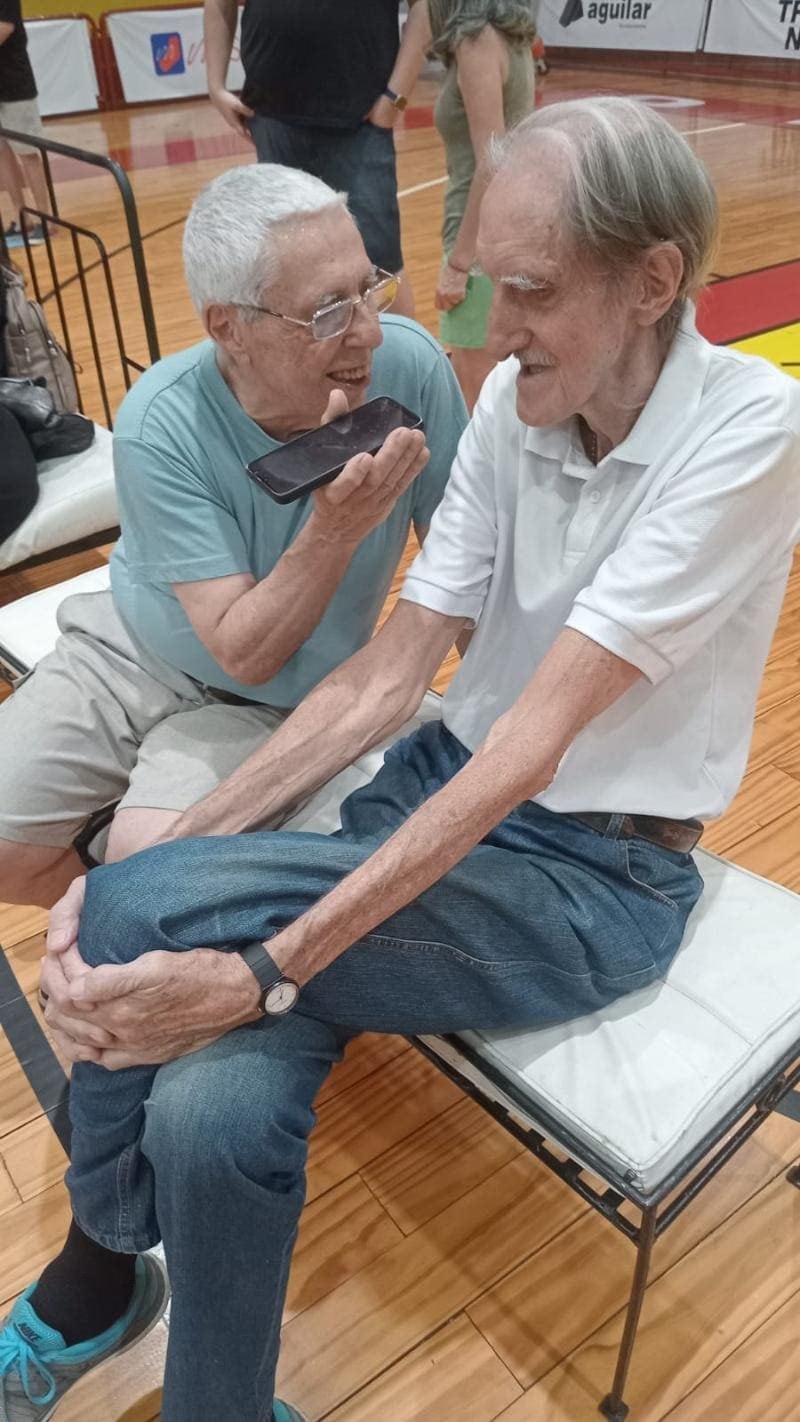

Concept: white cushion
[[0, 425, 117, 572], [285, 741, 800, 1196], [3, 571, 799, 1199], [419, 852, 800, 1195], [0, 563, 110, 673]]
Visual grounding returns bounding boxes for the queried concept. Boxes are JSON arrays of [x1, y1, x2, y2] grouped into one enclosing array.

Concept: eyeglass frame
[[236, 268, 399, 342]]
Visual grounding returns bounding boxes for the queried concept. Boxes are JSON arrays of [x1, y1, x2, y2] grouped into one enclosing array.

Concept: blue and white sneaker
[[0, 1252, 169, 1420], [2, 222, 44, 249], [273, 1402, 309, 1422]]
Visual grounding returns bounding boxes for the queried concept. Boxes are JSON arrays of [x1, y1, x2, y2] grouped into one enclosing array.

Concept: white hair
[[182, 163, 348, 315], [493, 97, 720, 340]]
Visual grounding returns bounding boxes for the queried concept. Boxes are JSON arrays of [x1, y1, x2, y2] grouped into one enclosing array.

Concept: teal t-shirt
[[110, 316, 467, 707]]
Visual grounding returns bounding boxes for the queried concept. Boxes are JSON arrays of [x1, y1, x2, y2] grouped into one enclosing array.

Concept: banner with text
[[705, 0, 800, 58], [107, 6, 244, 103], [25, 18, 99, 114], [536, 0, 709, 51]]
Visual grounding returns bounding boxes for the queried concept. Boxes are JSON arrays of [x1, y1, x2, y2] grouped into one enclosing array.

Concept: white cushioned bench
[[0, 425, 117, 573], [0, 562, 111, 680], [1, 569, 799, 1419]]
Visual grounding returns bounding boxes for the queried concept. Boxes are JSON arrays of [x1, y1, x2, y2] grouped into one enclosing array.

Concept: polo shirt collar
[[523, 302, 713, 470]]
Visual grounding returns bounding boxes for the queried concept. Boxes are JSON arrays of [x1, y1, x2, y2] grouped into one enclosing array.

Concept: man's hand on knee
[[55, 948, 261, 1070], [40, 941, 117, 1064], [47, 874, 86, 955]]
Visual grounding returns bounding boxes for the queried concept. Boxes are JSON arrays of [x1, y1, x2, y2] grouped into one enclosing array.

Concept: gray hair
[[428, 0, 536, 61], [183, 163, 347, 315], [493, 97, 720, 341]]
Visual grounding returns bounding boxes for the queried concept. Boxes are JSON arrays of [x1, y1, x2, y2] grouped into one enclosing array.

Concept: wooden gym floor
[[1, 62, 800, 1422]]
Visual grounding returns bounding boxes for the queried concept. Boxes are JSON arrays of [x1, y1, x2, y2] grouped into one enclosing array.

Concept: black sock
[[30, 1219, 138, 1346]]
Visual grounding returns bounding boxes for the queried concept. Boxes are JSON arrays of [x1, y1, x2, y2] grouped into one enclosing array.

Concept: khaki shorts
[[0, 591, 287, 849], [0, 99, 45, 156]]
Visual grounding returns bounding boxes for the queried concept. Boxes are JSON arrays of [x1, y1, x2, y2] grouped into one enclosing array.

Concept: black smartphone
[[246, 395, 423, 505]]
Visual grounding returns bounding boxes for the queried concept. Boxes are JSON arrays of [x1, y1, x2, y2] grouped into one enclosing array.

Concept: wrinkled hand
[[310, 388, 429, 545], [209, 88, 255, 142], [44, 948, 261, 1071], [47, 873, 85, 958], [435, 263, 469, 312]]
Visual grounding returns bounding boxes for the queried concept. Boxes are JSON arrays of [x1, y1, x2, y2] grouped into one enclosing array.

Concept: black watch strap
[[237, 939, 281, 989], [237, 940, 300, 1018]]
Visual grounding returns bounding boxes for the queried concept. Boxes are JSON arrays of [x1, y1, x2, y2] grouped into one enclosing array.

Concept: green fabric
[[439, 269, 495, 349], [110, 317, 467, 709], [427, 0, 535, 62], [435, 37, 534, 255]]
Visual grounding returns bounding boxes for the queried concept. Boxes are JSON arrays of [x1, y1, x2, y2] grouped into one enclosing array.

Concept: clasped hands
[[40, 878, 262, 1071]]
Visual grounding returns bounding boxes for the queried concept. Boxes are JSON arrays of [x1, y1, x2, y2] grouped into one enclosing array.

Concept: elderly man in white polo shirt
[[9, 97, 799, 1422]]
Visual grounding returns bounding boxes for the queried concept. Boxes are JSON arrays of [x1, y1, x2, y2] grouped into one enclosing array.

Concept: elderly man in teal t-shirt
[[0, 164, 466, 909]]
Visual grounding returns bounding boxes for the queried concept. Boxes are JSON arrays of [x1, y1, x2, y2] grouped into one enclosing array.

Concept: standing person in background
[[204, 0, 428, 318], [0, 0, 49, 247], [415, 0, 536, 408]]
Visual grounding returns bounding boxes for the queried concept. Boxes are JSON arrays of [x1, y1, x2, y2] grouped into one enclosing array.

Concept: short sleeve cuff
[[400, 576, 486, 622], [566, 604, 673, 685], [122, 553, 251, 583]]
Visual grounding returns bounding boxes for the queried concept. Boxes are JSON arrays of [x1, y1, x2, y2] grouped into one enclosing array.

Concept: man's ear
[[204, 302, 246, 355], [636, 243, 684, 328]]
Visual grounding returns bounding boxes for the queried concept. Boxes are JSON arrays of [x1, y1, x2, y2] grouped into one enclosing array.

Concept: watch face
[[263, 978, 300, 1015]]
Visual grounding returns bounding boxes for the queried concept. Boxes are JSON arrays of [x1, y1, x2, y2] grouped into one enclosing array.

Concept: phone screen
[[246, 396, 423, 504]]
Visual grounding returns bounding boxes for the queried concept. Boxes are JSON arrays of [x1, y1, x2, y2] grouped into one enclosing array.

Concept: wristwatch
[[383, 86, 408, 111], [237, 940, 300, 1018]]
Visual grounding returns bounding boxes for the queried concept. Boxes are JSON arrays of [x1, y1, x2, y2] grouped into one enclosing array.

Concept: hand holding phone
[[247, 393, 429, 543], [312, 418, 429, 544]]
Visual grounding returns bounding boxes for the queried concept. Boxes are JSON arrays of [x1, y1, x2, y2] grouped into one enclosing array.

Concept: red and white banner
[[107, 6, 245, 103], [25, 18, 99, 115], [704, 0, 800, 58], [536, 0, 709, 51]]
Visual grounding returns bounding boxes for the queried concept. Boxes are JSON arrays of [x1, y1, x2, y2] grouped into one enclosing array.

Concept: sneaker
[[274, 1403, 309, 1422], [2, 222, 45, 249], [2, 223, 23, 250], [0, 1252, 169, 1421]]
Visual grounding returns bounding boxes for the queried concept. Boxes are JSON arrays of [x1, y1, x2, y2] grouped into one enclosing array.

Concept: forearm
[[270, 720, 545, 984], [448, 170, 490, 271], [214, 514, 356, 684], [170, 602, 460, 839], [204, 0, 237, 93], [386, 0, 431, 101], [269, 629, 641, 984]]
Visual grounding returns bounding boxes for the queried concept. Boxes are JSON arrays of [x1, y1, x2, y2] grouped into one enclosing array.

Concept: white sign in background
[[705, 0, 800, 58], [107, 6, 245, 104], [24, 18, 99, 115], [537, 0, 709, 52]]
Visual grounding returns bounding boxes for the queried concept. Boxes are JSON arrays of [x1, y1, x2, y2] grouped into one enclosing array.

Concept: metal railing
[[0, 128, 160, 426]]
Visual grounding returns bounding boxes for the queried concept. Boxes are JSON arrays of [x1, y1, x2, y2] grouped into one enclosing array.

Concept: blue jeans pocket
[[622, 840, 682, 911]]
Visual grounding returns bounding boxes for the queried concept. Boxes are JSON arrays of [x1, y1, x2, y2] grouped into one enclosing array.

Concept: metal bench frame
[[0, 126, 160, 427], [414, 1032, 800, 1419]]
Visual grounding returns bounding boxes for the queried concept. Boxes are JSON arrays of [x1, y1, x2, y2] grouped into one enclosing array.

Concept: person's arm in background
[[436, 26, 509, 312], [204, 0, 254, 140], [366, 0, 433, 129], [0, 21, 13, 45]]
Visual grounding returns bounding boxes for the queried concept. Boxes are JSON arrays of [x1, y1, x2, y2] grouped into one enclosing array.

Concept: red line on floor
[[697, 260, 800, 345], [41, 80, 799, 186]]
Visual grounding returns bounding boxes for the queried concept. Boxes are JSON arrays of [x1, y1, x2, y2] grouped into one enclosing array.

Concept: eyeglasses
[[240, 269, 398, 341]]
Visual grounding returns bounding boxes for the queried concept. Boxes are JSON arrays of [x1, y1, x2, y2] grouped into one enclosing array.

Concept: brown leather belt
[[571, 812, 703, 855]]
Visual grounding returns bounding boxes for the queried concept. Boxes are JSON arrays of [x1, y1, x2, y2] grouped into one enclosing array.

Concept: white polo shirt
[[401, 306, 800, 819]]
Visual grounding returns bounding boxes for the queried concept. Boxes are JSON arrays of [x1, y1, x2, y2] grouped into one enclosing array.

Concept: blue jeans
[[67, 722, 702, 1421], [248, 114, 403, 273]]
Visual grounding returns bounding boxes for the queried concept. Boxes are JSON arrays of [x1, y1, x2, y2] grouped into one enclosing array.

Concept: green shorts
[[439, 268, 494, 350]]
